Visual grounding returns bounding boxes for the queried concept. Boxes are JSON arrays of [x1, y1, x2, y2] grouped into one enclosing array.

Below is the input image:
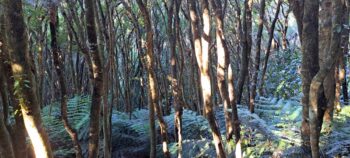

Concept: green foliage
[[42, 95, 91, 157], [265, 49, 302, 98]]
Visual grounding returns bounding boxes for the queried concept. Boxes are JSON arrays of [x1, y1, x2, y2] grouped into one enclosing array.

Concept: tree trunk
[[4, 0, 53, 157], [319, 0, 335, 127], [236, 0, 252, 104], [259, 0, 282, 95], [136, 1, 170, 157], [189, 0, 226, 157], [340, 4, 349, 105], [167, 0, 184, 157], [288, 0, 304, 41], [309, 0, 345, 157], [85, 0, 104, 157], [49, 5, 82, 158], [0, 102, 15, 158], [0, 18, 15, 156], [0, 13, 27, 158], [300, 0, 320, 155], [249, 0, 265, 113], [210, 0, 234, 141]]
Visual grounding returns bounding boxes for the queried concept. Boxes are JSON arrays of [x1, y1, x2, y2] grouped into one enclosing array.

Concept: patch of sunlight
[[12, 63, 23, 73]]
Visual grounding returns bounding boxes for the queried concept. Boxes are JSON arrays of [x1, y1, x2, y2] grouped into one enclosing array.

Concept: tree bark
[[49, 5, 82, 158], [84, 0, 104, 157], [189, 0, 226, 157], [136, 1, 170, 157], [210, 0, 234, 141], [319, 0, 335, 128], [3, 0, 53, 157], [249, 0, 265, 113], [236, 0, 252, 104], [309, 0, 345, 157], [300, 0, 320, 155], [0, 102, 15, 158], [0, 18, 15, 156], [288, 0, 304, 41]]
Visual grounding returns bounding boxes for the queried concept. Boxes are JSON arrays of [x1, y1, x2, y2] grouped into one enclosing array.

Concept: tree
[[259, 0, 282, 95], [236, 0, 252, 104], [84, 0, 104, 157], [3, 0, 53, 157], [0, 14, 15, 156], [189, 0, 226, 157], [49, 3, 82, 158], [136, 0, 170, 157], [250, 0, 265, 113], [309, 0, 346, 157], [300, 0, 320, 155]]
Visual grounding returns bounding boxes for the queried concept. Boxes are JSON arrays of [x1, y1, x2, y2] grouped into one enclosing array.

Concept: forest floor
[[41, 95, 350, 158]]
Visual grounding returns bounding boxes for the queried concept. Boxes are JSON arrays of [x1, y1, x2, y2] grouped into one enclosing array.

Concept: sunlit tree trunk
[[189, 0, 226, 157], [309, 0, 345, 157], [210, 0, 234, 141], [49, 4, 82, 158], [136, 1, 170, 157], [249, 0, 265, 113], [84, 0, 104, 157], [3, 0, 53, 157]]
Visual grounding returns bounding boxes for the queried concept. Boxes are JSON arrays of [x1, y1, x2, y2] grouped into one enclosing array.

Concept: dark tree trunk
[[85, 0, 104, 157], [49, 5, 82, 158], [259, 0, 282, 95], [236, 0, 252, 104], [4, 0, 53, 157]]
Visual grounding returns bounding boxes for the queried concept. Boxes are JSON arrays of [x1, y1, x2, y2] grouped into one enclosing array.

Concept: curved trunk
[[49, 5, 82, 158], [309, 0, 345, 157], [136, 1, 170, 157]]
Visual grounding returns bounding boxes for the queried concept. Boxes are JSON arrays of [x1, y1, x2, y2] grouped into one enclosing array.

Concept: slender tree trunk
[[136, 1, 170, 157], [210, 0, 234, 141], [49, 5, 82, 158], [259, 0, 282, 95], [335, 4, 349, 105], [4, 0, 53, 157], [167, 0, 184, 157], [189, 0, 226, 157], [236, 0, 253, 104], [249, 0, 265, 113], [85, 0, 104, 157]]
